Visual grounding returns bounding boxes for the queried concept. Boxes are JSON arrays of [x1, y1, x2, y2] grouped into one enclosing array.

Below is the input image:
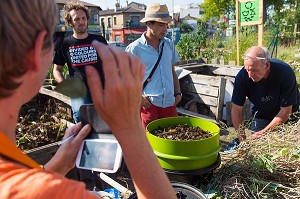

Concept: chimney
[[115, 0, 120, 11]]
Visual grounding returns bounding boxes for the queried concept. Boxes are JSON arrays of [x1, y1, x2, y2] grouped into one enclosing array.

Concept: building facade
[[56, 0, 102, 27], [99, 2, 147, 44]]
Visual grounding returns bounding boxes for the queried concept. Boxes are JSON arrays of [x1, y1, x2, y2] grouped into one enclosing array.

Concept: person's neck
[[0, 100, 20, 142], [73, 31, 89, 39], [145, 31, 161, 51], [261, 66, 271, 81]]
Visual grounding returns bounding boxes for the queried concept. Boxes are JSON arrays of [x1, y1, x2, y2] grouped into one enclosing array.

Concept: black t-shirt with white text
[[53, 34, 107, 88]]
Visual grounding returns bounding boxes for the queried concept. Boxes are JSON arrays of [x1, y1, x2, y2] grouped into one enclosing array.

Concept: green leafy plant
[[17, 133, 28, 146], [250, 177, 282, 194], [176, 22, 208, 60], [252, 154, 275, 173]]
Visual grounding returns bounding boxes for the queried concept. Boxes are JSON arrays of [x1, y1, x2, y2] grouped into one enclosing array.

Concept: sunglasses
[[242, 55, 266, 62]]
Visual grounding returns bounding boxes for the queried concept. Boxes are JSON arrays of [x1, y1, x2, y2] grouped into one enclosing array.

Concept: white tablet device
[[76, 139, 123, 173]]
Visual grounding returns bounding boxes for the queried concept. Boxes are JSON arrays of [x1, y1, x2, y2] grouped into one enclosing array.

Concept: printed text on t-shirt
[[69, 44, 97, 66]]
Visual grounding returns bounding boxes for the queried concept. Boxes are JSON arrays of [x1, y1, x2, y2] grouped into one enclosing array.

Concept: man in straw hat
[[126, 3, 182, 128]]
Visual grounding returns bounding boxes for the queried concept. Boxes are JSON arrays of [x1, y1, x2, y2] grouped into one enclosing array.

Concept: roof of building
[[128, 2, 147, 8], [56, 0, 101, 9], [182, 14, 197, 20], [128, 2, 145, 6], [99, 6, 145, 15]]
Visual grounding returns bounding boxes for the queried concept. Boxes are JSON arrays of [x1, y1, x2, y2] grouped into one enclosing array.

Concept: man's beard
[[74, 25, 88, 34]]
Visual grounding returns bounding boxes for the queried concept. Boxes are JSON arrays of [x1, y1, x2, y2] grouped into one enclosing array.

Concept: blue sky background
[[84, 0, 203, 12]]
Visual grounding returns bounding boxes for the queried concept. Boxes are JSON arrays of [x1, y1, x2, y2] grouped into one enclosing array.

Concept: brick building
[[99, 2, 147, 44]]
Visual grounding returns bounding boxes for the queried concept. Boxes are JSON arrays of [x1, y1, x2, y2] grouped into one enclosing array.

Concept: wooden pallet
[[177, 74, 226, 122]]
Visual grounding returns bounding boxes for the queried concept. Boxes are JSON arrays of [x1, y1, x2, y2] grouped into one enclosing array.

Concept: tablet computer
[[76, 139, 122, 173]]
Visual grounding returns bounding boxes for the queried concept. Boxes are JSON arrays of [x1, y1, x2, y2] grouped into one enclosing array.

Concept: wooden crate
[[177, 74, 226, 122]]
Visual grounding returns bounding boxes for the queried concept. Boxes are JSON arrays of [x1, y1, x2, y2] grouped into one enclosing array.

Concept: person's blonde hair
[[64, 1, 90, 27], [0, 0, 57, 98]]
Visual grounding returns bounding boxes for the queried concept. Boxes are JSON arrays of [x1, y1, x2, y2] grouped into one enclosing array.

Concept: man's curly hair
[[64, 1, 90, 26]]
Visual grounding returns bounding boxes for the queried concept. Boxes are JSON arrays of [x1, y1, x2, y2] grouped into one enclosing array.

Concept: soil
[[150, 123, 212, 141], [16, 94, 73, 151]]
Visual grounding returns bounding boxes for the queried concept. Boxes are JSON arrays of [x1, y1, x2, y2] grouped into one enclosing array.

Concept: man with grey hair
[[231, 46, 299, 140]]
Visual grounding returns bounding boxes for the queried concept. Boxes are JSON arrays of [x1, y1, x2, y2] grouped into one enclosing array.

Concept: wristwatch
[[174, 92, 182, 97]]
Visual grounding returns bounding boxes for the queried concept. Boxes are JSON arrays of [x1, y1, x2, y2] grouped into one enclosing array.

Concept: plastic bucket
[[146, 117, 221, 170]]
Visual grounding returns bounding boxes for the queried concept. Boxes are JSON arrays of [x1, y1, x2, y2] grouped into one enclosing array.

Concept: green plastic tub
[[146, 117, 221, 171]]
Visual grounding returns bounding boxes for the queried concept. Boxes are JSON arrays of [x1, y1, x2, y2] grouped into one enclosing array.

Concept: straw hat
[[140, 4, 172, 24]]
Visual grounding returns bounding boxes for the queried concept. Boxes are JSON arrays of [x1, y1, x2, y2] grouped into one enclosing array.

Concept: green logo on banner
[[240, 0, 259, 23]]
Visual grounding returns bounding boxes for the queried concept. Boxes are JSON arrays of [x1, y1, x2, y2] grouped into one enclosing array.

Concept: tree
[[180, 22, 194, 34], [200, 0, 288, 23], [200, 0, 235, 21], [176, 22, 208, 60]]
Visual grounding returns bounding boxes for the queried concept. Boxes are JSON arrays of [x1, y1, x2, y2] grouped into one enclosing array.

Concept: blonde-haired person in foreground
[[0, 0, 176, 198]]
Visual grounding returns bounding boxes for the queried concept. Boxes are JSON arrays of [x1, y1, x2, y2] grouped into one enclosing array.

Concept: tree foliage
[[179, 22, 194, 34], [200, 0, 299, 25], [200, 0, 235, 21], [176, 23, 208, 60]]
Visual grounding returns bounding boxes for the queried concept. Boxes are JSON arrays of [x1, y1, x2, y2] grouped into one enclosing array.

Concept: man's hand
[[142, 96, 151, 109], [174, 95, 182, 106], [44, 123, 91, 175], [252, 130, 265, 139], [251, 106, 292, 140]]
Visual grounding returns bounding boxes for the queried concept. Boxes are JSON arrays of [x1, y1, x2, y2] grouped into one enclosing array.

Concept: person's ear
[[146, 21, 151, 28], [265, 62, 271, 69], [26, 30, 48, 72]]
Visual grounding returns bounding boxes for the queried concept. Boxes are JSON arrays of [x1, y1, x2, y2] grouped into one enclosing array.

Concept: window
[[115, 35, 121, 41], [101, 18, 105, 26], [114, 17, 117, 25], [93, 14, 99, 24], [199, 10, 205, 15], [130, 16, 140, 27], [59, 10, 64, 24], [108, 18, 111, 27]]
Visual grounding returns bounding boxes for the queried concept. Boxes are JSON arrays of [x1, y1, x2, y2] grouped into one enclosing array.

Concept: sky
[[83, 0, 204, 12]]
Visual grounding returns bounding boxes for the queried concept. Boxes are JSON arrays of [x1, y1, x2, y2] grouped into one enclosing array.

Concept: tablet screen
[[79, 140, 118, 170]]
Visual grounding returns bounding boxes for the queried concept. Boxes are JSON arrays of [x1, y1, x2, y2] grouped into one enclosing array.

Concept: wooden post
[[294, 23, 298, 45], [258, 24, 263, 46], [236, 0, 240, 66], [258, 0, 264, 46]]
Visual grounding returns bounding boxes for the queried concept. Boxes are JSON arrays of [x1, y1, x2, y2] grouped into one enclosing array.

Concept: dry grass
[[202, 119, 300, 199]]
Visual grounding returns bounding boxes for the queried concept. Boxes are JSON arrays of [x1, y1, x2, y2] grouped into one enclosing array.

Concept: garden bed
[[17, 93, 73, 151]]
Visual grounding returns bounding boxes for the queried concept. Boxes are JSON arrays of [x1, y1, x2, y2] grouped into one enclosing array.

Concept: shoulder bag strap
[[143, 42, 165, 89]]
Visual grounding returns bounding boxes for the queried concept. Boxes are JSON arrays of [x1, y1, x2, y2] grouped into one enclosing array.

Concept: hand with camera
[[86, 41, 176, 199]]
